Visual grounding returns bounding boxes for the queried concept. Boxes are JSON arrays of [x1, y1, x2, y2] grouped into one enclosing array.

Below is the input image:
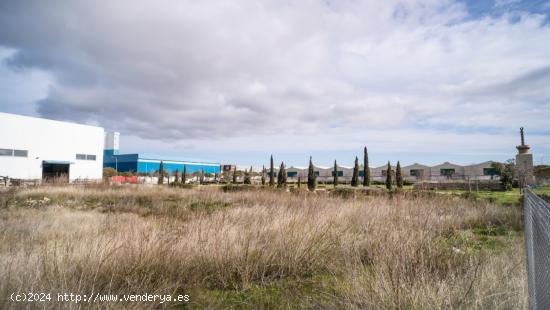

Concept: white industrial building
[[0, 112, 104, 181]]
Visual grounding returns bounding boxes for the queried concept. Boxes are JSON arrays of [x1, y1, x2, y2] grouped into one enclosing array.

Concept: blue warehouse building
[[103, 132, 221, 175]]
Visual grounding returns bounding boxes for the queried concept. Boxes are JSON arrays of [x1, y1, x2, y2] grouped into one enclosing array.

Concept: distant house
[[463, 161, 497, 180], [430, 162, 465, 180], [286, 166, 307, 179], [268, 160, 501, 183], [372, 164, 396, 181], [402, 163, 431, 181]]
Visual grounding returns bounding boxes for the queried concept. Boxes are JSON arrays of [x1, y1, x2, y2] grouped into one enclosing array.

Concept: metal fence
[[524, 188, 550, 310]]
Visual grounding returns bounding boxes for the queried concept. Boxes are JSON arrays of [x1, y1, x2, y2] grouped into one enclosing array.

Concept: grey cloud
[[0, 0, 550, 143]]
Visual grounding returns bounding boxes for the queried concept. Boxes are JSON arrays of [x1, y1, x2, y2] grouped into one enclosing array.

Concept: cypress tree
[[200, 169, 204, 184], [333, 160, 338, 188], [261, 165, 266, 186], [232, 168, 237, 184], [297, 176, 301, 188], [182, 165, 187, 184], [351, 156, 359, 187], [174, 169, 180, 183], [277, 162, 287, 188], [396, 161, 403, 189], [385, 161, 392, 191], [363, 147, 370, 187], [244, 168, 251, 184], [269, 155, 275, 187], [307, 156, 317, 191], [158, 161, 164, 184]]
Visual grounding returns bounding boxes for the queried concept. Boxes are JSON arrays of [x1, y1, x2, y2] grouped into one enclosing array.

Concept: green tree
[[535, 165, 550, 178], [396, 161, 403, 188], [103, 167, 117, 179], [174, 169, 180, 183], [307, 156, 317, 191], [363, 147, 370, 187], [269, 155, 275, 187], [261, 165, 266, 186], [158, 161, 164, 185], [351, 156, 359, 187], [491, 160, 515, 191], [277, 162, 287, 188], [385, 161, 392, 191], [200, 169, 205, 184], [297, 176, 302, 188], [333, 160, 338, 188], [182, 165, 187, 184], [121, 171, 133, 177], [244, 168, 251, 184], [232, 168, 238, 184]]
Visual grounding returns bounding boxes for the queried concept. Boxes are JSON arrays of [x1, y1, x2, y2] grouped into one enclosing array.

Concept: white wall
[[104, 131, 120, 151], [0, 112, 104, 181]]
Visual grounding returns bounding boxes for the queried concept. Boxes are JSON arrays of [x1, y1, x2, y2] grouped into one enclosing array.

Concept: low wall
[[413, 181, 503, 191]]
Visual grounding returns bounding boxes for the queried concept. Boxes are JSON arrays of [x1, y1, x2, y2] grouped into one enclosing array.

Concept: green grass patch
[[434, 189, 522, 205], [188, 201, 232, 213], [442, 225, 520, 253], [472, 226, 508, 236], [189, 275, 338, 309], [532, 185, 550, 196]]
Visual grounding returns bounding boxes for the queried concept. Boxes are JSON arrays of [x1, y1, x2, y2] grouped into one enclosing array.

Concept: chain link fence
[[524, 188, 550, 310]]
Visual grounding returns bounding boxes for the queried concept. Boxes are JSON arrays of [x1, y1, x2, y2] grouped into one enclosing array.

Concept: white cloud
[[0, 0, 549, 163]]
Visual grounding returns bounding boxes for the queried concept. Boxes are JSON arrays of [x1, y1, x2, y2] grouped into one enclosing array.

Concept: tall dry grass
[[0, 185, 526, 309]]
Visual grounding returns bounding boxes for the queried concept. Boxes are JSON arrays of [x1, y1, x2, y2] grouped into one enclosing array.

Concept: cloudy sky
[[1, 0, 549, 168]]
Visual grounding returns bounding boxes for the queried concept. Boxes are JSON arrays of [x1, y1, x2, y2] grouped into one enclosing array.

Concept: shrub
[[221, 184, 257, 192], [330, 187, 356, 199], [460, 192, 479, 201], [103, 167, 117, 179]]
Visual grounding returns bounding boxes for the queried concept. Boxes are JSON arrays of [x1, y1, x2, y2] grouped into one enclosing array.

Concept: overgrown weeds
[[0, 185, 526, 309]]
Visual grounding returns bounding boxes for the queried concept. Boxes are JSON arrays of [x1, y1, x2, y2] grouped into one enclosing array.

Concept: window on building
[[381, 170, 387, 176], [358, 171, 364, 177], [483, 168, 497, 176], [332, 171, 344, 177], [287, 171, 297, 177], [410, 169, 421, 176], [86, 154, 96, 161], [13, 149, 28, 157], [0, 149, 14, 156], [440, 168, 455, 176], [76, 154, 87, 160], [314, 171, 320, 177]]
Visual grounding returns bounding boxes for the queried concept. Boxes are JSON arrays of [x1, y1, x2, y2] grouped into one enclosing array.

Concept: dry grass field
[[0, 185, 527, 309]]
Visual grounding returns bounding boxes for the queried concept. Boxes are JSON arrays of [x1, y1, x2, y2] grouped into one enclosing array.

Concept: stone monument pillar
[[516, 127, 535, 187]]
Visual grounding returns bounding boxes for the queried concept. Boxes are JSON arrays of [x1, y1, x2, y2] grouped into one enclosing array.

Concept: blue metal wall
[[103, 153, 220, 175], [103, 149, 120, 157], [103, 154, 139, 172], [137, 160, 220, 174]]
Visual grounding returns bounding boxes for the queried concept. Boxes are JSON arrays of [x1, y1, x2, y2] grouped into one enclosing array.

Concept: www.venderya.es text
[[10, 292, 190, 304]]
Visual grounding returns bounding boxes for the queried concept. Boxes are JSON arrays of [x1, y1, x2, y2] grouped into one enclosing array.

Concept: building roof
[[0, 112, 103, 131], [138, 157, 220, 166]]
